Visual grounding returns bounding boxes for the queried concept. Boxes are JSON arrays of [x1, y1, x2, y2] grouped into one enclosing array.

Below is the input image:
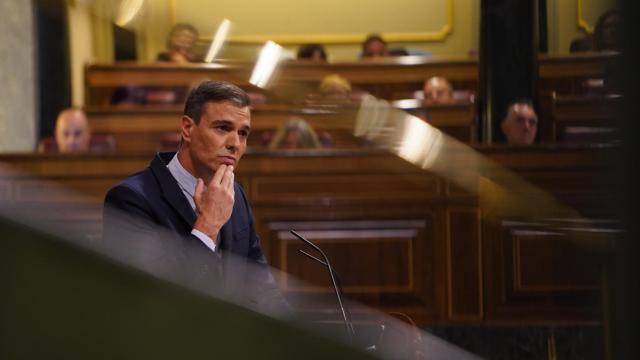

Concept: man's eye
[[239, 130, 249, 138]]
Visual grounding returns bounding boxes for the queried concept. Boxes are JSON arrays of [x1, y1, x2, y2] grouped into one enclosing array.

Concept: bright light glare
[[397, 116, 443, 169], [249, 41, 283, 88], [204, 19, 232, 63], [115, 0, 145, 27], [354, 95, 390, 140]]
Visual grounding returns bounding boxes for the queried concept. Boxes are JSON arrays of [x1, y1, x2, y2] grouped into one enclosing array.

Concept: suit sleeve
[[103, 184, 156, 241], [102, 184, 172, 265]]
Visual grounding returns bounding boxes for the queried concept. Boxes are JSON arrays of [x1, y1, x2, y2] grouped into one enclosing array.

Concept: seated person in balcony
[[570, 9, 621, 53], [157, 23, 200, 63], [501, 101, 538, 145], [309, 74, 368, 105], [361, 34, 390, 58], [296, 44, 328, 62], [593, 10, 621, 52], [267, 117, 331, 149], [422, 76, 454, 105], [318, 74, 352, 100], [53, 108, 92, 153], [360, 33, 408, 58]]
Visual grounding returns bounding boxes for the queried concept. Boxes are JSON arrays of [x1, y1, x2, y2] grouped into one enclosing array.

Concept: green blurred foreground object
[[0, 217, 375, 360]]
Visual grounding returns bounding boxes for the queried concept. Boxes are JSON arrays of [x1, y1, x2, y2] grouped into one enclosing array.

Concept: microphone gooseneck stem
[[291, 230, 356, 338]]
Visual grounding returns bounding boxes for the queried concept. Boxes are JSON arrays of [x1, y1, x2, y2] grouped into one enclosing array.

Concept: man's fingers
[[222, 165, 234, 190], [211, 164, 227, 186]]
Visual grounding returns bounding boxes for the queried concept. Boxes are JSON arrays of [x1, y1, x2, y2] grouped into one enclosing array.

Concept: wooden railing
[[85, 53, 617, 105]]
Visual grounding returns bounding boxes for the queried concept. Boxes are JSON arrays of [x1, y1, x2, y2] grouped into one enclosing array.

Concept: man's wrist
[[191, 229, 218, 253], [193, 217, 221, 240]]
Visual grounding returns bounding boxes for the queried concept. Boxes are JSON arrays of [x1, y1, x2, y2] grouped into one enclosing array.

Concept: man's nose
[[225, 132, 240, 151], [526, 120, 536, 131]]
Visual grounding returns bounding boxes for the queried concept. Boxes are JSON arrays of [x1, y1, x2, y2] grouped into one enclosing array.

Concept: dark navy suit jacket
[[102, 152, 288, 313], [103, 152, 265, 262]]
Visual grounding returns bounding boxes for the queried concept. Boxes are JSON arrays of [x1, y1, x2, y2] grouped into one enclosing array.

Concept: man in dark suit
[[103, 81, 285, 313]]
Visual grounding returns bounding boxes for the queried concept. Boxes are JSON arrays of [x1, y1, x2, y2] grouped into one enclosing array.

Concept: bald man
[[423, 76, 454, 105], [55, 108, 91, 153]]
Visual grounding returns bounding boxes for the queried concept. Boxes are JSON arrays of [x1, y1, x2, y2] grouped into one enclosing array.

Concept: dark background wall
[[34, 0, 71, 138]]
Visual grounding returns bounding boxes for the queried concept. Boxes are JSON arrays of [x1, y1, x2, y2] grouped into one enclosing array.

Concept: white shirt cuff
[[191, 229, 217, 253]]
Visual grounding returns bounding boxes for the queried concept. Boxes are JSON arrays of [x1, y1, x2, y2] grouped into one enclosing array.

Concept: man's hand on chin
[[193, 164, 235, 242]]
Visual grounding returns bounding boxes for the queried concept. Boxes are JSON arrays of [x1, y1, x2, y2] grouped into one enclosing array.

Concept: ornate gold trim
[[170, 0, 454, 44], [577, 0, 595, 34]]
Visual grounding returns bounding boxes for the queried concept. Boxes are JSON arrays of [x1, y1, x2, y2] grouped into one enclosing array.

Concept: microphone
[[289, 229, 356, 338]]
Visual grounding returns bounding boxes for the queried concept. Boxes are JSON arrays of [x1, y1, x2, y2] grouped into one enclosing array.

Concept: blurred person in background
[[594, 9, 622, 52], [501, 100, 538, 145], [318, 74, 352, 100], [422, 76, 454, 105], [157, 23, 200, 63], [267, 117, 330, 149], [570, 9, 622, 53], [361, 34, 390, 58], [53, 108, 92, 154], [296, 44, 328, 62]]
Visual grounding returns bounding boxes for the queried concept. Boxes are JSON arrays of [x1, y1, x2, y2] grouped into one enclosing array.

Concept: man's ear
[[181, 115, 195, 143]]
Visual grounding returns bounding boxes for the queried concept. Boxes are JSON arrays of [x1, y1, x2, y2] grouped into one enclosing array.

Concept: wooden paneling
[[277, 228, 415, 293], [446, 207, 483, 321], [264, 218, 439, 323], [250, 174, 441, 204], [483, 219, 609, 324], [551, 94, 622, 143], [0, 145, 616, 326], [512, 234, 601, 292]]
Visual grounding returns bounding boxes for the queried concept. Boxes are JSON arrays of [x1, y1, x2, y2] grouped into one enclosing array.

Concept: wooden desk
[[0, 144, 617, 326]]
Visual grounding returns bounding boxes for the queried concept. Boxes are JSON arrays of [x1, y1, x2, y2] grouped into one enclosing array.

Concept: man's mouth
[[218, 156, 236, 165]]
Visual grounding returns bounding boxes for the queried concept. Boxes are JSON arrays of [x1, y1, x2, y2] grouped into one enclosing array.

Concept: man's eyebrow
[[210, 120, 233, 125], [210, 120, 251, 132]]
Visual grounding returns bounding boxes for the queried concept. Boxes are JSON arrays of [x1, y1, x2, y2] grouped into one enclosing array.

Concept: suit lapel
[[150, 152, 197, 227]]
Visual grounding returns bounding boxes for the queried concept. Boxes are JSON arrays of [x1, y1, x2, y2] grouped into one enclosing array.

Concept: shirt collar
[[167, 153, 197, 198]]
